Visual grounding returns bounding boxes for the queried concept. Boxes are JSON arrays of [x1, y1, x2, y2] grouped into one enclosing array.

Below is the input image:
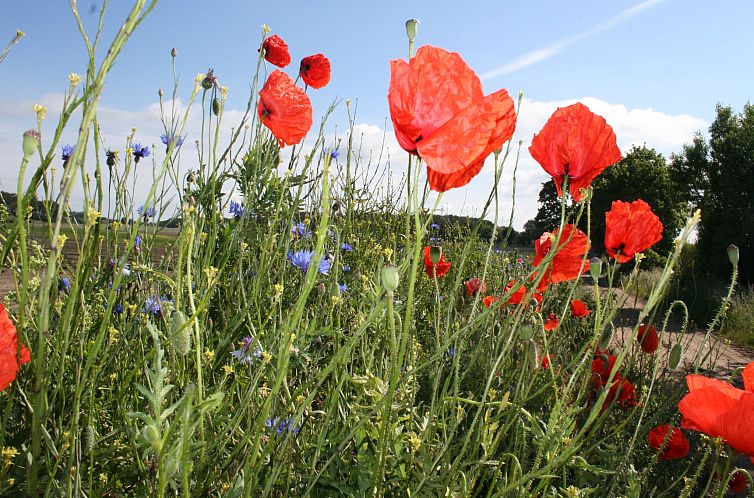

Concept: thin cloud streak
[[480, 0, 667, 81]]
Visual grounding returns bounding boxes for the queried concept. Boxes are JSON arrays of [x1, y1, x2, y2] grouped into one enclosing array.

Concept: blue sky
[[2, 0, 752, 227]]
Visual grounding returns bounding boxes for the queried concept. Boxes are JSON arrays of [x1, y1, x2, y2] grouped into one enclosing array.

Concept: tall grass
[[0, 3, 749, 497]]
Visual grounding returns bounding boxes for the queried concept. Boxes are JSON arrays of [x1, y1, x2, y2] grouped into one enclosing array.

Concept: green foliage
[[720, 286, 754, 347], [671, 103, 754, 286]]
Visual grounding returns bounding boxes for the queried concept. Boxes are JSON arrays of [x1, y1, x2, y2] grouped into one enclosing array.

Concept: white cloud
[[0, 94, 706, 231]]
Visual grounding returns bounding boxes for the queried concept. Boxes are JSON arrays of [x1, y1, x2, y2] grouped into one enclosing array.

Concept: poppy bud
[[589, 257, 603, 280], [83, 425, 96, 455], [171, 47, 177, 58], [212, 97, 220, 116], [170, 310, 191, 357], [158, 88, 163, 98], [405, 19, 419, 43], [381, 263, 400, 292], [22, 129, 40, 157], [429, 246, 442, 265], [727, 244, 739, 267]]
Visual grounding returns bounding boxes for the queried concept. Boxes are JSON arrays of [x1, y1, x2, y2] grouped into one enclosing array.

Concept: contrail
[[480, 0, 667, 81]]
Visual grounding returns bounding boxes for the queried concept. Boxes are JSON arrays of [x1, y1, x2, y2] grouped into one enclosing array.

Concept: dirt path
[[607, 286, 753, 379]]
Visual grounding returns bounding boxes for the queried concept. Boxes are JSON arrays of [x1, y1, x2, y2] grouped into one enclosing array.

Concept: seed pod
[[526, 340, 539, 370], [519, 325, 534, 341], [212, 97, 220, 116], [380, 264, 399, 292], [22, 129, 40, 157], [84, 425, 96, 455], [669, 343, 683, 370], [170, 310, 191, 357], [429, 246, 442, 265]]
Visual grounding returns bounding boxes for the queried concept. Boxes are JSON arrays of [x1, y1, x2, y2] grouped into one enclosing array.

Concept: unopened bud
[[171, 47, 177, 58], [429, 246, 442, 265], [22, 129, 40, 157], [405, 19, 419, 43], [727, 244, 739, 267], [212, 97, 220, 116], [381, 264, 400, 292], [158, 88, 163, 98], [589, 257, 603, 280]]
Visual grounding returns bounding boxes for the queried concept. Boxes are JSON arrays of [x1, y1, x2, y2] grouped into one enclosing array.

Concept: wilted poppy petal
[[533, 224, 590, 288], [257, 71, 313, 147]]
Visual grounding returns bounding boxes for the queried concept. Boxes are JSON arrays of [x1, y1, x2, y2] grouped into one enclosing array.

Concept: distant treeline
[[0, 191, 181, 228]]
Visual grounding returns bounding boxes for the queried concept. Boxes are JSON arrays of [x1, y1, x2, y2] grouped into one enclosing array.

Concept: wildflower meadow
[[1, 3, 753, 497]]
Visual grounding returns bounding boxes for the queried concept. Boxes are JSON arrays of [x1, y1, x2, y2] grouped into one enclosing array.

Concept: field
[[2, 3, 754, 497]]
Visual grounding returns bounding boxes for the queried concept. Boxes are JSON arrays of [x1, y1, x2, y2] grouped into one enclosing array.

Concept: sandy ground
[[607, 286, 753, 379]]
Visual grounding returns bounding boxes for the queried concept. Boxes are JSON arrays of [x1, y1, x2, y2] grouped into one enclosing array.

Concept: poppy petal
[[257, 71, 313, 147]]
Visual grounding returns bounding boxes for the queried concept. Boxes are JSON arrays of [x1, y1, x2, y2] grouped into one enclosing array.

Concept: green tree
[[526, 146, 686, 266], [670, 103, 754, 286]]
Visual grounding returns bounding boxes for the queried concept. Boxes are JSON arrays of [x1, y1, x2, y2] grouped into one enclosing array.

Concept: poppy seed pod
[[727, 244, 739, 267], [212, 97, 220, 116], [589, 257, 603, 280], [429, 246, 442, 265], [405, 19, 419, 43], [22, 129, 40, 157], [381, 264, 400, 292]]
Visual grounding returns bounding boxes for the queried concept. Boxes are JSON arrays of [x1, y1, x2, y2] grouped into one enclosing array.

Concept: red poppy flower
[[637, 324, 659, 354], [570, 299, 590, 318], [648, 424, 690, 460], [604, 200, 663, 263], [299, 54, 331, 89], [465, 278, 486, 297], [532, 224, 590, 291], [0, 303, 31, 391], [503, 281, 542, 306], [529, 103, 622, 201], [678, 367, 754, 461], [541, 354, 551, 369], [257, 70, 313, 147], [423, 246, 451, 278], [260, 34, 291, 68], [388, 46, 517, 192], [606, 375, 638, 408], [482, 295, 500, 308], [544, 313, 559, 331]]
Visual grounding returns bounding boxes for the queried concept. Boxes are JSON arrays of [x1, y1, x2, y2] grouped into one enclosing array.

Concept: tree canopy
[[670, 103, 754, 286]]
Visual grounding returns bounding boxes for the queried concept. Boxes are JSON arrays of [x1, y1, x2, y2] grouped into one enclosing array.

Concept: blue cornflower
[[340, 242, 353, 252], [430, 223, 440, 230], [61, 144, 75, 163], [160, 133, 185, 151], [132, 143, 150, 163], [58, 276, 71, 293], [229, 200, 245, 219], [113, 303, 124, 315], [230, 336, 263, 365], [338, 283, 348, 293], [144, 296, 172, 317], [343, 265, 351, 272], [288, 250, 331, 275], [429, 237, 441, 243], [291, 221, 312, 239], [447, 347, 456, 358], [266, 417, 300, 435], [330, 149, 340, 160], [137, 205, 156, 221], [134, 235, 142, 247]]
